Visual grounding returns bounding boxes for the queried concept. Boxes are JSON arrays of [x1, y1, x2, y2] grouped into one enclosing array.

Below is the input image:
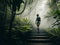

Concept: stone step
[[27, 30, 51, 43], [30, 33, 49, 36], [27, 38, 51, 42], [28, 36, 49, 39]]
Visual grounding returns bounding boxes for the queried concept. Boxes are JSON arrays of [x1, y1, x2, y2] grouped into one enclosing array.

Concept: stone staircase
[[27, 35, 51, 43], [27, 29, 51, 43]]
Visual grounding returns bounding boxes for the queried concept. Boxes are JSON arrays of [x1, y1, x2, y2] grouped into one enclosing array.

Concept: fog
[[19, 0, 55, 29]]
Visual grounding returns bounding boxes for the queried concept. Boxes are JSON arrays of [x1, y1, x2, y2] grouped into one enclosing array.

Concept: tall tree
[[8, 0, 25, 38]]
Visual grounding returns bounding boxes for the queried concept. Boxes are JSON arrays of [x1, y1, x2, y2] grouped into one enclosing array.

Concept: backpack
[[37, 17, 40, 21]]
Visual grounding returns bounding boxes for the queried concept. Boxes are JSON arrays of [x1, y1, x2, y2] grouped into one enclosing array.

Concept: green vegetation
[[0, 0, 33, 45], [46, 28, 60, 37], [0, 15, 32, 45], [45, 0, 60, 40], [12, 16, 32, 32]]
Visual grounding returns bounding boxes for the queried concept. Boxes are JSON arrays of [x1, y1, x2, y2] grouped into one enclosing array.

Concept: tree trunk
[[8, 1, 16, 37]]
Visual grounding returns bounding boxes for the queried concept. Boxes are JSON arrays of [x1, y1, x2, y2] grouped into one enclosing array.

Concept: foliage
[[46, 0, 60, 27], [12, 16, 32, 32], [0, 0, 33, 45], [7, 0, 24, 11], [46, 27, 60, 41], [45, 0, 60, 40], [11, 16, 32, 44], [0, 15, 32, 45], [46, 28, 60, 37]]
